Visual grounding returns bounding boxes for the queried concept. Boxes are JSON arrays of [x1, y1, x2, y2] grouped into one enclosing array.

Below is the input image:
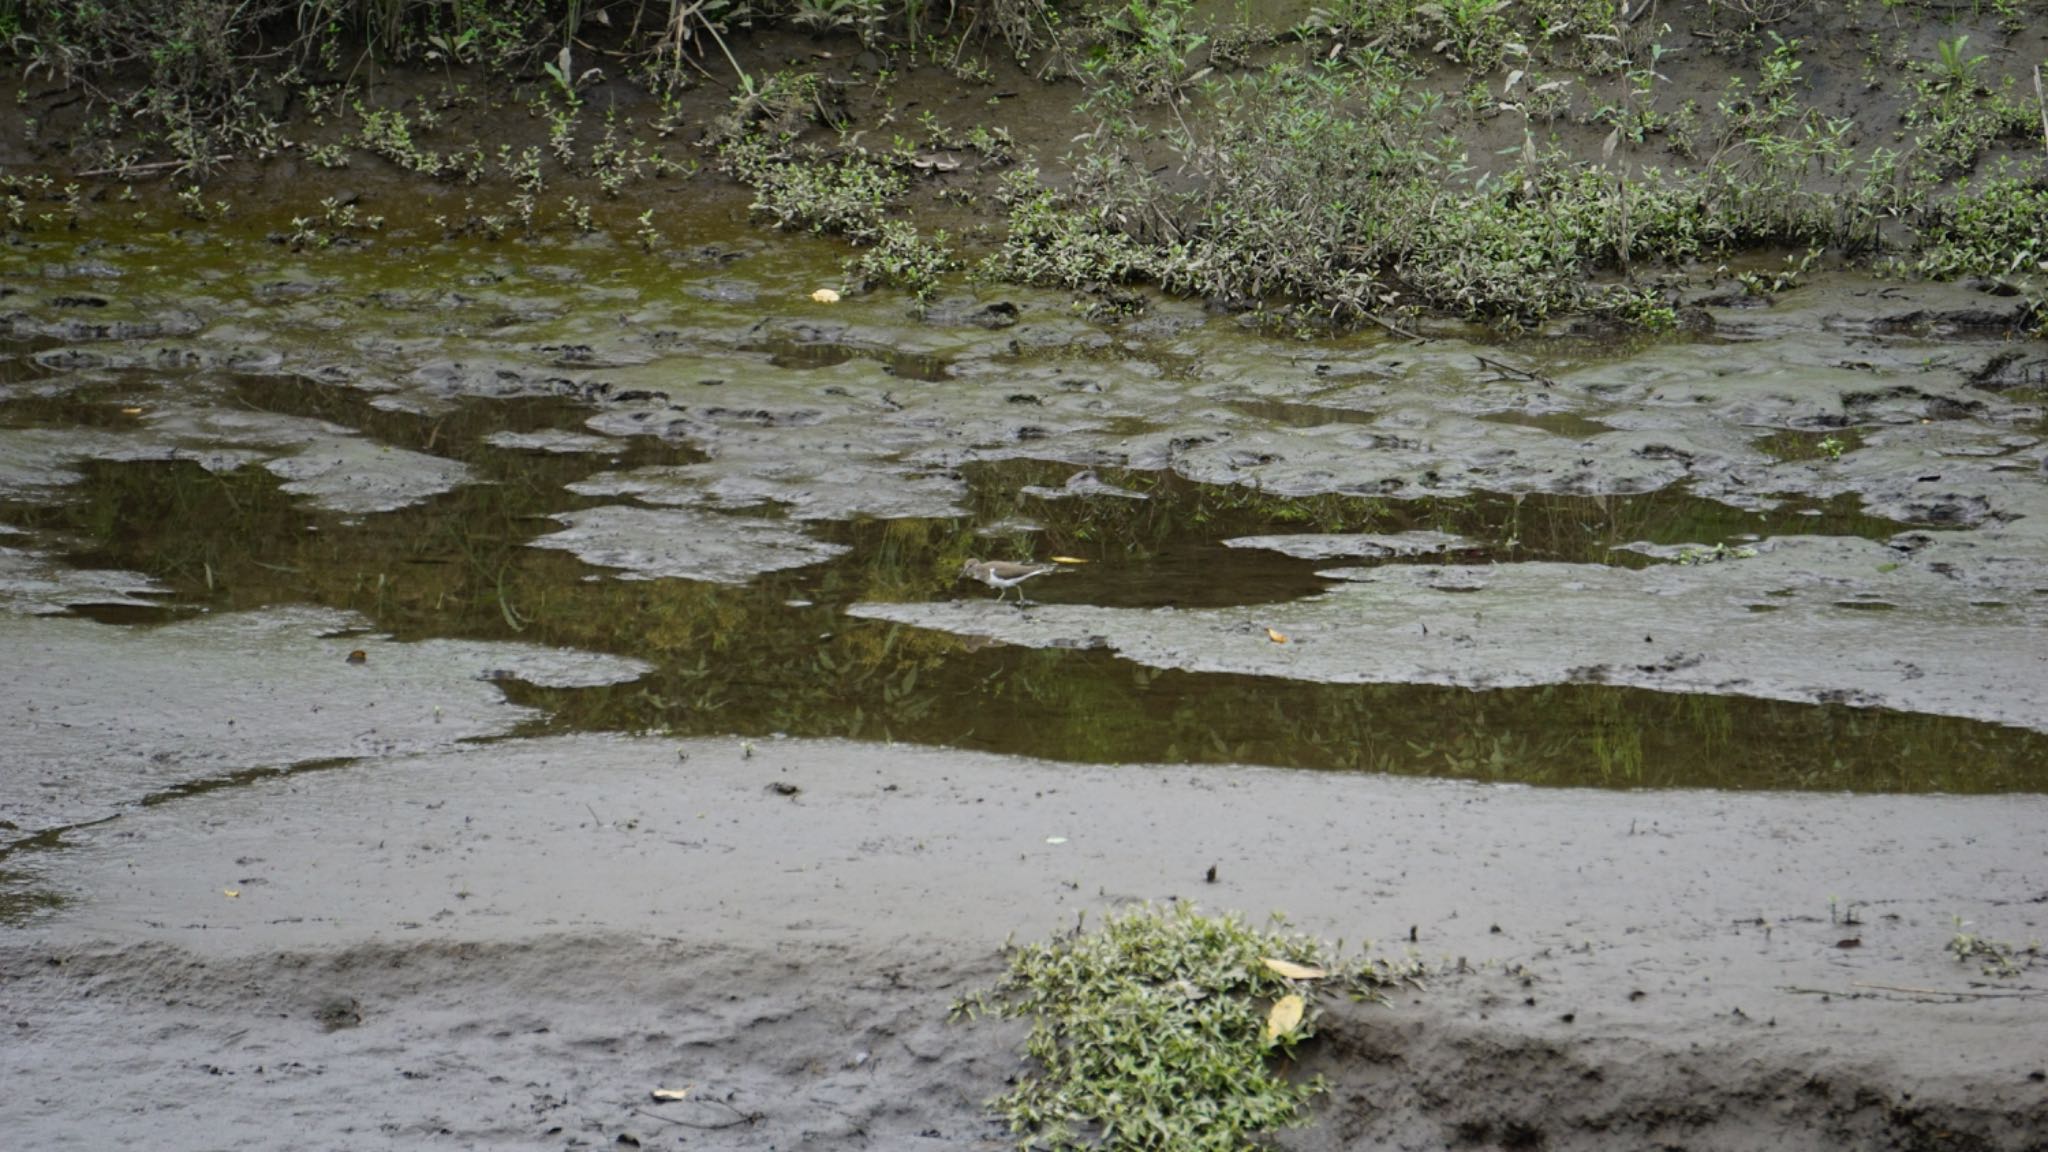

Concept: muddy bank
[[0, 606, 647, 845], [4, 734, 2045, 1149]]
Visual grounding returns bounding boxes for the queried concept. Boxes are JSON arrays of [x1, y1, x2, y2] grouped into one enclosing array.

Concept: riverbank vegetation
[[4, 1, 2045, 330]]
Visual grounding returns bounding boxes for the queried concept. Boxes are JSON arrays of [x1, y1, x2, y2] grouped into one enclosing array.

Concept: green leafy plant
[[1085, 0, 1210, 103], [727, 139, 909, 244], [1930, 34, 1986, 96], [846, 219, 959, 306], [955, 904, 1421, 1152]]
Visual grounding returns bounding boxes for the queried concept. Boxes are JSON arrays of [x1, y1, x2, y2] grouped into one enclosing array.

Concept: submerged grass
[[955, 904, 1422, 1152]]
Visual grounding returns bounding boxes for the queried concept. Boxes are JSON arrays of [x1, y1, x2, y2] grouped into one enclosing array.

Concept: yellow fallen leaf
[[121, 407, 145, 416], [650, 1088, 690, 1102], [1266, 628, 1289, 645], [1262, 957, 1328, 980], [1049, 556, 1088, 565], [223, 889, 240, 898], [1264, 994, 1305, 1041], [810, 288, 841, 304]]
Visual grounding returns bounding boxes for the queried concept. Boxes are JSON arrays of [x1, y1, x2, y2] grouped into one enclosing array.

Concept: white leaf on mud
[[650, 1088, 690, 1102], [1262, 957, 1328, 980], [1264, 994, 1305, 1041], [1045, 836, 1067, 845], [223, 888, 240, 898]]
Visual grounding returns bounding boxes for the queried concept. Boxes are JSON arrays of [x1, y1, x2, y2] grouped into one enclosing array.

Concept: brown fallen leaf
[[1264, 994, 1305, 1041], [346, 649, 368, 665], [1262, 957, 1328, 981], [1266, 628, 1289, 645]]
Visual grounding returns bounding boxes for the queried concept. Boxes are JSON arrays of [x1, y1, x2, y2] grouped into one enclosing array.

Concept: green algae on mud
[[6, 444, 2044, 796]]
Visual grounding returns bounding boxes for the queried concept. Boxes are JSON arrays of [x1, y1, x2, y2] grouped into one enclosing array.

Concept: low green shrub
[[956, 904, 1422, 1152]]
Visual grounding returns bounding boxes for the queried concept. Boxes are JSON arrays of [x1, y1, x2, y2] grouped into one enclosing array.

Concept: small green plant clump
[[954, 904, 1422, 1152], [1948, 925, 2042, 978], [725, 137, 910, 244], [1674, 542, 1759, 566], [846, 218, 960, 305]]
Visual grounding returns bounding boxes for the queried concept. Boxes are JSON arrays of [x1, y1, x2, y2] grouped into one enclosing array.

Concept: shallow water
[[3, 196, 2046, 821]]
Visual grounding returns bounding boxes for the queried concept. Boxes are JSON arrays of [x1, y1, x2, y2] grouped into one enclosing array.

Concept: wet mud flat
[[4, 735, 2047, 1151], [5, 210, 2048, 798], [4, 197, 2048, 1149]]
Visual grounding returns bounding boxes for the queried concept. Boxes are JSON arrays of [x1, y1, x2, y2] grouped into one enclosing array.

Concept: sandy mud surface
[[5, 734, 2046, 1150], [0, 606, 649, 843]]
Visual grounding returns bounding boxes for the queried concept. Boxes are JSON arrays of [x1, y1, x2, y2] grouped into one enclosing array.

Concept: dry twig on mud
[[1475, 355, 1556, 388]]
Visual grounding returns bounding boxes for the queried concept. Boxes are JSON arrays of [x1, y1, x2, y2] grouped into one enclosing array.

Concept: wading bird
[[959, 558, 1062, 604]]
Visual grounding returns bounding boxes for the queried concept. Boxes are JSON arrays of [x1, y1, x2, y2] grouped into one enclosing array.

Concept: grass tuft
[[955, 903, 1422, 1151]]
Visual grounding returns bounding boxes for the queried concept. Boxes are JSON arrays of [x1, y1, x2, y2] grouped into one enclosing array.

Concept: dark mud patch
[[1222, 397, 1381, 428], [1476, 409, 1617, 439], [1969, 349, 2048, 393], [56, 599, 183, 625], [744, 335, 954, 383]]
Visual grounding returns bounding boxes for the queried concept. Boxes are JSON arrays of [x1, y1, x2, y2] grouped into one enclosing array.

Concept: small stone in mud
[[767, 782, 800, 798], [314, 997, 362, 1031], [346, 649, 367, 664]]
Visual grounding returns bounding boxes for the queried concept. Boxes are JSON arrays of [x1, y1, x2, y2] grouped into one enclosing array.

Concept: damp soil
[[5, 736, 2047, 1152], [5, 153, 2048, 1150]]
